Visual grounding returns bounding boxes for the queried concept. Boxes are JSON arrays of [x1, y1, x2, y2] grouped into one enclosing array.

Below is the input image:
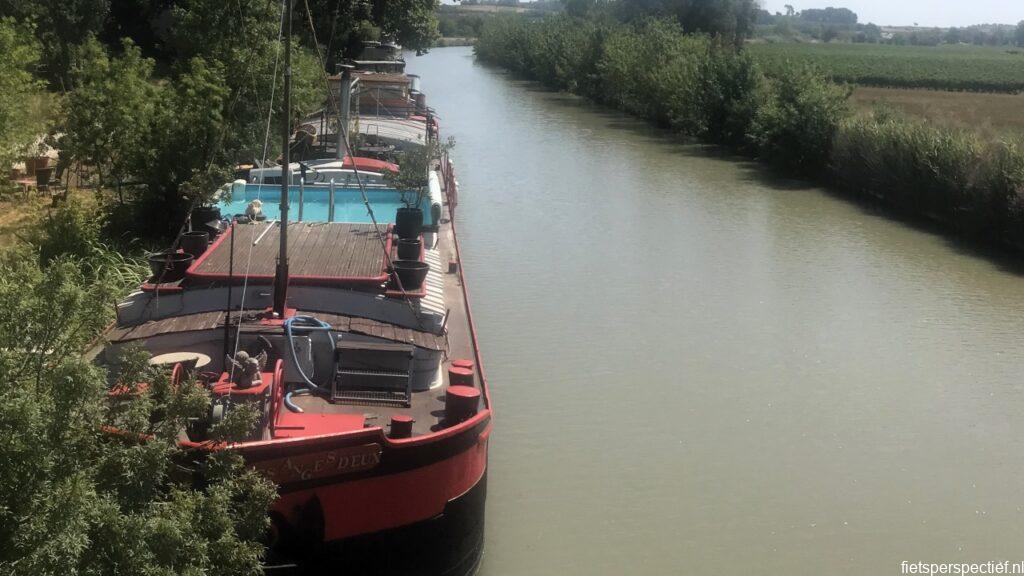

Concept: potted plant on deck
[[383, 145, 431, 241], [381, 144, 441, 289]]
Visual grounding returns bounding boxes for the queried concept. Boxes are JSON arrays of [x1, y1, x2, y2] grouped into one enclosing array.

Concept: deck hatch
[[332, 340, 415, 407]]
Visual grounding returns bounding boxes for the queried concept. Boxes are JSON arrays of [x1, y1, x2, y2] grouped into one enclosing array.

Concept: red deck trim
[[140, 282, 185, 294], [186, 221, 233, 274], [444, 161, 492, 412]]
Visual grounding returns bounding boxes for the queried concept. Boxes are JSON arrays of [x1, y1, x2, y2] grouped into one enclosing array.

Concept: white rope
[[229, 0, 286, 382], [299, 0, 430, 332]]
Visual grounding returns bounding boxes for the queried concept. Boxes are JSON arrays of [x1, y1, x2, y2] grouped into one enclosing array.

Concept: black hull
[[268, 470, 487, 576]]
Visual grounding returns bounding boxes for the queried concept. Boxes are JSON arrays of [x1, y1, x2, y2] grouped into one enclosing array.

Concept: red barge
[[94, 29, 489, 576]]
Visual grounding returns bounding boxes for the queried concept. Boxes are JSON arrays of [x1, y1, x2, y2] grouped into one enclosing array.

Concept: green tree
[[0, 18, 46, 184], [695, 43, 765, 147], [19, 0, 438, 240], [616, 0, 759, 46], [0, 0, 110, 87], [564, 0, 598, 17], [1016, 21, 1024, 47], [301, 0, 439, 69], [168, 0, 322, 164], [62, 7, 323, 239], [373, 0, 440, 51], [751, 65, 850, 174], [0, 219, 274, 575], [61, 38, 157, 193]]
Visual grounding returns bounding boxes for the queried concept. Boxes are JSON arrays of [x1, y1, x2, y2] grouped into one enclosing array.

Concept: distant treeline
[[756, 6, 1024, 46], [476, 15, 1024, 252], [445, 2, 1024, 47]]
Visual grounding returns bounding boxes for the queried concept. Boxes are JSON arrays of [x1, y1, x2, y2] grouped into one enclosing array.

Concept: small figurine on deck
[[245, 199, 264, 221], [225, 350, 267, 389]]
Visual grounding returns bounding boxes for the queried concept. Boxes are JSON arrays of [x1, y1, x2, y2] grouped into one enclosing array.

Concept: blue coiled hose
[[282, 316, 335, 412]]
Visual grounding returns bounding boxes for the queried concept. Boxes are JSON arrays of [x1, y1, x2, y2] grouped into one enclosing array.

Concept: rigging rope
[[148, 0, 281, 313], [229, 0, 287, 383], [301, 0, 430, 333]]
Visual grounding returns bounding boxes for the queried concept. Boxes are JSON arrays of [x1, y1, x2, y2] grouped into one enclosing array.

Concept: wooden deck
[[108, 309, 445, 350], [188, 222, 389, 285]]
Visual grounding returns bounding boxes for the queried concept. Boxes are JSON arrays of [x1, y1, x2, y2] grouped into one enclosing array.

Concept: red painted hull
[[251, 417, 490, 541], [231, 416, 489, 574], [224, 149, 488, 574]]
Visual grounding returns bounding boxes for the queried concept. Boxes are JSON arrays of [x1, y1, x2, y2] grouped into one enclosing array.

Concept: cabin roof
[[354, 72, 410, 84], [310, 156, 398, 173], [329, 72, 410, 85], [108, 309, 445, 350], [188, 222, 390, 287], [356, 117, 428, 147]]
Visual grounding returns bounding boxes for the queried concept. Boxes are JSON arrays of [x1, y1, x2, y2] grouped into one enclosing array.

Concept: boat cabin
[[352, 40, 406, 73], [248, 157, 398, 187], [98, 174, 479, 444]]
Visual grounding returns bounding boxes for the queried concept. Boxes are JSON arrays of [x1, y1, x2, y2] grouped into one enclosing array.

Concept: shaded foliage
[[751, 65, 850, 173], [3, 0, 436, 241], [300, 0, 439, 70], [0, 0, 110, 87], [58, 2, 324, 240], [0, 213, 274, 575], [614, 0, 758, 46], [0, 18, 46, 185]]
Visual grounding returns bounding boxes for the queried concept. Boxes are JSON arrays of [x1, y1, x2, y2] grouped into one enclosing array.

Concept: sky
[[759, 1, 1019, 27]]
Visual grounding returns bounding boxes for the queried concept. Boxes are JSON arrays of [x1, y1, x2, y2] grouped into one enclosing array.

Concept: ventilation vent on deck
[[332, 340, 415, 408]]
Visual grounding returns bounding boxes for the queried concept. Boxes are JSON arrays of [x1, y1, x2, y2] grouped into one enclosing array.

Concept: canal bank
[[408, 47, 1024, 576]]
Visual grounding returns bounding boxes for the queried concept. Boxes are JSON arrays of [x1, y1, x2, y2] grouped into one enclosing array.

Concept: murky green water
[[407, 47, 1024, 576]]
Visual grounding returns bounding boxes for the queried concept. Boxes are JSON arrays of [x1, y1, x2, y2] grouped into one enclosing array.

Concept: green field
[[747, 42, 1024, 93]]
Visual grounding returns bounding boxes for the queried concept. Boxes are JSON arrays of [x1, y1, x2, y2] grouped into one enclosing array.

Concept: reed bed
[[477, 15, 1024, 252]]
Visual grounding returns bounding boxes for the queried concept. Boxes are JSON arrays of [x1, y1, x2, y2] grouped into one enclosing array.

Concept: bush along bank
[[475, 15, 1024, 252]]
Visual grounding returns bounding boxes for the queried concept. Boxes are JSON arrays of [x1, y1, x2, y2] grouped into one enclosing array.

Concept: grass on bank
[[850, 87, 1024, 138], [747, 42, 1024, 93]]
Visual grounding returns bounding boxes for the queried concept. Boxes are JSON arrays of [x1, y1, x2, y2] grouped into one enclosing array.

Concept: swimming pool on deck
[[219, 184, 426, 224]]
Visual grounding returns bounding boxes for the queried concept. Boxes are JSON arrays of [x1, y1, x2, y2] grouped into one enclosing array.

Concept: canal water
[[407, 47, 1024, 575]]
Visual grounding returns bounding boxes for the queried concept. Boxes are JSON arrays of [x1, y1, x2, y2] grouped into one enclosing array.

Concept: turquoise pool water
[[220, 184, 423, 223]]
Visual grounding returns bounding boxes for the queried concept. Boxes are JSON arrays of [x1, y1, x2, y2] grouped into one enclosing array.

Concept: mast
[[336, 64, 353, 160], [273, 0, 292, 317]]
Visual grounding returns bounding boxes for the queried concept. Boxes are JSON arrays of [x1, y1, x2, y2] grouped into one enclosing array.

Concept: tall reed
[[477, 15, 1024, 252]]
